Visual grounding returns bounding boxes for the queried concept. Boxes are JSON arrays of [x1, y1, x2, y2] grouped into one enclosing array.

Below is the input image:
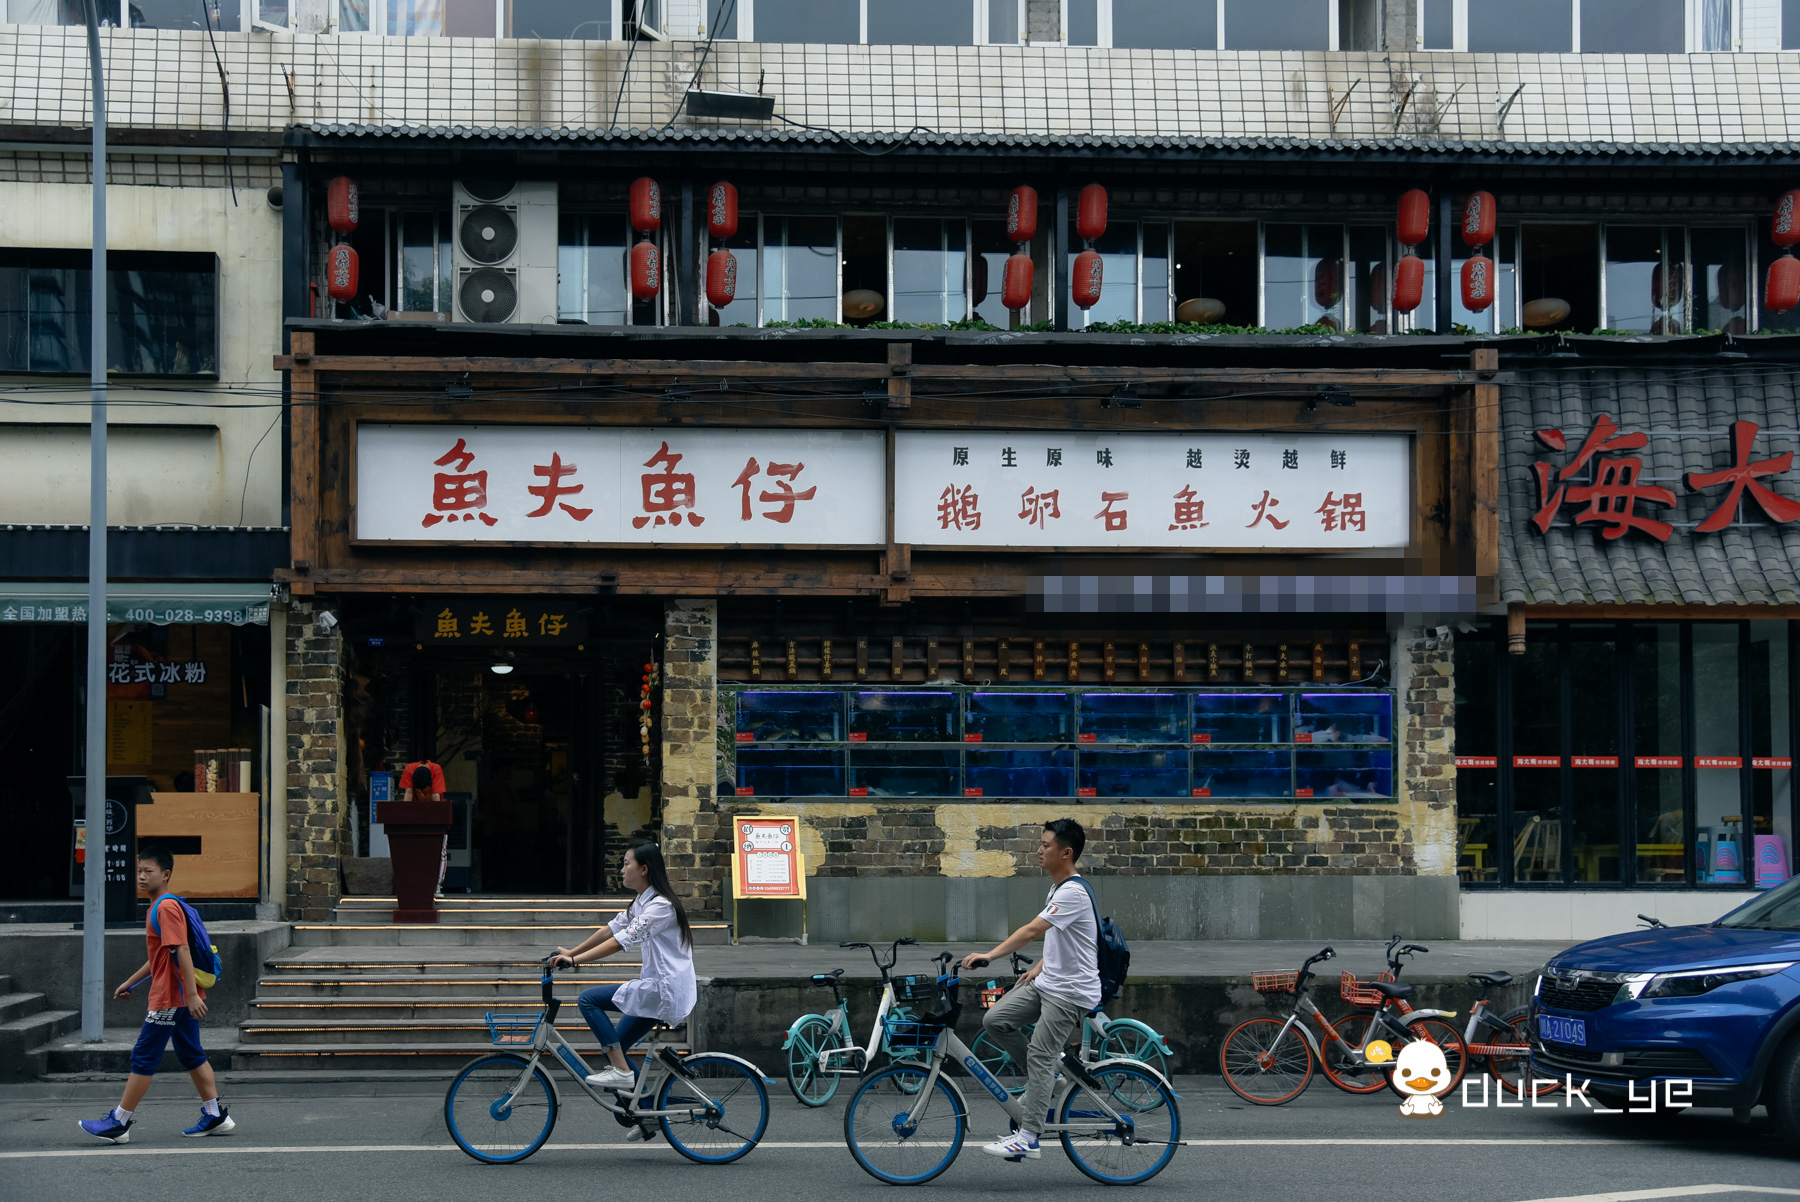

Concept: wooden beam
[[1471, 347, 1500, 585], [1518, 604, 1800, 620], [886, 343, 912, 409], [288, 331, 319, 597]]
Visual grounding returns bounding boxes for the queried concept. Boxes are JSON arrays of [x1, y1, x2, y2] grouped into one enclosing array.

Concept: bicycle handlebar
[[837, 938, 916, 978]]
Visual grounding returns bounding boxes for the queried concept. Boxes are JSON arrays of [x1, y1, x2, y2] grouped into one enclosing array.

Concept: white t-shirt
[[605, 891, 697, 1026], [1035, 876, 1101, 1010]]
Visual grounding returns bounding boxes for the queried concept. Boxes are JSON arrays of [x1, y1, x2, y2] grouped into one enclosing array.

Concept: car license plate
[[1539, 1015, 1586, 1046]]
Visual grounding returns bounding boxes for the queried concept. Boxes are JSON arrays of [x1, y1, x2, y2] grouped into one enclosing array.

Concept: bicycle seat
[[811, 969, 846, 983], [1467, 971, 1514, 988], [1368, 980, 1415, 1001]]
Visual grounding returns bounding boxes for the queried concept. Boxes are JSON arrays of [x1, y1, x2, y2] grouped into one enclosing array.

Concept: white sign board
[[893, 432, 1409, 549], [355, 425, 888, 546]]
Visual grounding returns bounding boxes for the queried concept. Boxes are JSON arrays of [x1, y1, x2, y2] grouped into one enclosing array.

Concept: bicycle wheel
[[786, 1015, 841, 1108], [883, 1005, 928, 1093], [1100, 1020, 1173, 1084], [1488, 1007, 1557, 1098], [1219, 1017, 1313, 1105], [1316, 1013, 1390, 1095], [444, 1053, 558, 1164], [657, 1054, 770, 1164], [1058, 1063, 1180, 1185], [844, 1065, 966, 1185], [1384, 1017, 1468, 1099], [968, 1031, 1026, 1096]]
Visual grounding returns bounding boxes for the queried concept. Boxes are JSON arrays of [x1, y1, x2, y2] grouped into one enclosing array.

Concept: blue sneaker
[[183, 1107, 235, 1137], [78, 1113, 132, 1144]]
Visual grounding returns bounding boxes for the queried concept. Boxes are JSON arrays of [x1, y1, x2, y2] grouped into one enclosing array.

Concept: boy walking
[[78, 845, 234, 1143], [960, 818, 1100, 1163]]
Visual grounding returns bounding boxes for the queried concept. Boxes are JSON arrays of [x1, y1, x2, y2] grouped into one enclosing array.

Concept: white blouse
[[606, 891, 697, 1026]]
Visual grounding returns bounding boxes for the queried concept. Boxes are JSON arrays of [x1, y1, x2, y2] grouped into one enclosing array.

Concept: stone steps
[[292, 922, 730, 947]]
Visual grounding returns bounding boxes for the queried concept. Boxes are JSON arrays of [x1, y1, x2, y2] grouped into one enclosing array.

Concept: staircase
[[233, 896, 728, 1072], [0, 974, 80, 1080]]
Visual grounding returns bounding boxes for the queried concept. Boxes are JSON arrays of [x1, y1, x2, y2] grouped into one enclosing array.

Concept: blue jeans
[[577, 983, 657, 1053]]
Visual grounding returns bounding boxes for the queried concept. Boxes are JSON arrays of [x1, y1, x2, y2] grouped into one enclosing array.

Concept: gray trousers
[[980, 981, 1087, 1135]]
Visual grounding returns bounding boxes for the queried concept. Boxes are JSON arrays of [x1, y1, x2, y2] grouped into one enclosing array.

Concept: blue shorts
[[131, 1007, 208, 1075]]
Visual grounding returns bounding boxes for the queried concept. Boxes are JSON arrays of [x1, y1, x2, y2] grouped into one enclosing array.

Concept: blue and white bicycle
[[841, 958, 1182, 1186], [444, 959, 771, 1165]]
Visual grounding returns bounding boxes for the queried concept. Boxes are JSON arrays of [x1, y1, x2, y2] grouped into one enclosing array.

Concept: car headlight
[[1619, 962, 1796, 1001]]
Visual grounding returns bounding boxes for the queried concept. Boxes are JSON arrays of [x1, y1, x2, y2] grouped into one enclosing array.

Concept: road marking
[[4, 1137, 1651, 1161], [1518, 1189, 1800, 1202]]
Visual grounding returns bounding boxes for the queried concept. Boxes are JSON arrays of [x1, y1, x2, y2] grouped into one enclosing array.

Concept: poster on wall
[[355, 425, 887, 546], [730, 815, 805, 900], [893, 431, 1410, 550]]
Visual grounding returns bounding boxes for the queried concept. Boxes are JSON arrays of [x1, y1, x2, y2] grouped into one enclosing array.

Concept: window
[[397, 211, 453, 315], [762, 215, 839, 323], [557, 213, 637, 325], [705, 210, 760, 327], [1173, 220, 1256, 328], [1111, 0, 1216, 48], [1226, 0, 1328, 47], [1788, 0, 1800, 46], [892, 218, 968, 325], [0, 249, 218, 375], [1604, 225, 1686, 332], [1263, 224, 1344, 330], [1456, 620, 1800, 888], [1068, 220, 1142, 326], [1452, 226, 1518, 334], [970, 219, 1019, 328], [1419, 0, 1455, 47], [1519, 223, 1600, 332], [726, 0, 1003, 43], [1081, 0, 1345, 47], [510, 0, 614, 37], [1582, 0, 1685, 52], [1441, 0, 1778, 50]]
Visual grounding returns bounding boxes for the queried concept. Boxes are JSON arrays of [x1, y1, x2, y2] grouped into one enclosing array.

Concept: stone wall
[[285, 605, 346, 921], [1394, 625, 1459, 880], [659, 600, 724, 918]]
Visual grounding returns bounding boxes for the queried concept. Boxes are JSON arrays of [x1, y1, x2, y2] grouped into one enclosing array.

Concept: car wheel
[[1768, 1032, 1800, 1150]]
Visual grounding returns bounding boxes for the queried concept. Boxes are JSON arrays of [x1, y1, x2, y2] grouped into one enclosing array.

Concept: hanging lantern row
[[1460, 190, 1498, 314], [324, 176, 362, 302], [628, 178, 663, 301], [1002, 184, 1037, 312], [705, 180, 741, 310], [326, 243, 358, 302], [1072, 183, 1109, 311], [1391, 188, 1429, 314], [1768, 188, 1800, 314]]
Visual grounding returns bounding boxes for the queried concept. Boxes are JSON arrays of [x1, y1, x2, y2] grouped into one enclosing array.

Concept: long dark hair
[[628, 840, 692, 950]]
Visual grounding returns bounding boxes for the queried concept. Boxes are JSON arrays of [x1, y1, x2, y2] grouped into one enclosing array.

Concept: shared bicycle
[[968, 952, 1175, 1094], [444, 958, 773, 1164], [841, 959, 1182, 1186], [784, 937, 934, 1106]]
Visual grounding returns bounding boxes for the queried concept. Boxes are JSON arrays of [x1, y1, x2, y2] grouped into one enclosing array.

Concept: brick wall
[[1395, 625, 1459, 878], [286, 606, 345, 920], [659, 600, 724, 917]]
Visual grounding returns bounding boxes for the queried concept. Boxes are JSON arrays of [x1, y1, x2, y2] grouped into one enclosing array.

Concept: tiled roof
[[1499, 367, 1800, 606]]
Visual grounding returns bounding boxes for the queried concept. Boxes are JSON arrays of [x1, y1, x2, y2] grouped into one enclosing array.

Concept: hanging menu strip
[[1570, 756, 1619, 768], [1454, 756, 1498, 768], [1512, 756, 1561, 768], [1753, 757, 1794, 769], [1634, 756, 1683, 768], [1696, 756, 1744, 768]]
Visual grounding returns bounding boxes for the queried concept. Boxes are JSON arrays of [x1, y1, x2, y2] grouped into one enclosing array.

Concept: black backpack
[[1065, 877, 1130, 1003]]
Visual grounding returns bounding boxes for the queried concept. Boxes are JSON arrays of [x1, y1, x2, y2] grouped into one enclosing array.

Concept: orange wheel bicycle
[[1316, 1013, 1391, 1095], [1219, 1017, 1314, 1105], [1384, 1016, 1468, 1099], [1486, 1007, 1557, 1098]]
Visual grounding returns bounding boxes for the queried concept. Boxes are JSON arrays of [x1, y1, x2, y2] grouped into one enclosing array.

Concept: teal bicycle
[[968, 953, 1175, 1095], [784, 938, 933, 1106]]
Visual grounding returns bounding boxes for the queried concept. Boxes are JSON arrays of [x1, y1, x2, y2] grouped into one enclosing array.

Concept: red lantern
[[1076, 183, 1107, 243], [630, 240, 661, 300], [326, 244, 358, 301], [1767, 253, 1800, 314], [705, 249, 737, 308], [326, 176, 359, 234], [1313, 259, 1342, 309], [1397, 188, 1430, 247], [1774, 189, 1800, 247], [1072, 248, 1103, 309], [1007, 185, 1038, 243], [629, 177, 662, 234], [707, 181, 738, 240], [1002, 252, 1034, 311], [1392, 253, 1424, 313], [1460, 254, 1494, 312], [1461, 190, 1496, 248]]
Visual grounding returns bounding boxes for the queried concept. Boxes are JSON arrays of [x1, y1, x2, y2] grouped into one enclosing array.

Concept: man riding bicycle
[[959, 818, 1100, 1164]]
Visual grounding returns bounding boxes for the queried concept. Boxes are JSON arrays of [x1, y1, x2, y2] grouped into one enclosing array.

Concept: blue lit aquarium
[[964, 749, 1076, 797], [1294, 748, 1393, 798], [735, 748, 844, 796], [1192, 694, 1290, 744], [848, 749, 961, 797], [851, 691, 958, 742], [964, 692, 1075, 743], [735, 691, 843, 742], [1294, 693, 1392, 744], [1076, 693, 1186, 744], [1191, 749, 1292, 798], [1077, 750, 1188, 797]]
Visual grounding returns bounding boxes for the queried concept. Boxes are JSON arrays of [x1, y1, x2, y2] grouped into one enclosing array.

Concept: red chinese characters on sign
[[1094, 492, 1129, 532], [1246, 489, 1288, 530], [732, 458, 818, 523], [422, 438, 497, 527], [1019, 486, 1061, 529], [634, 441, 706, 529], [938, 485, 982, 531], [1315, 492, 1366, 533], [524, 453, 593, 521], [1169, 486, 1208, 531], [1683, 420, 1800, 532], [1531, 416, 1675, 541]]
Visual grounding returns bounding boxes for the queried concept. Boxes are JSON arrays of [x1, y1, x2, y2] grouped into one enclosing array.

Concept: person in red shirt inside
[[77, 846, 234, 1143], [398, 760, 449, 896]]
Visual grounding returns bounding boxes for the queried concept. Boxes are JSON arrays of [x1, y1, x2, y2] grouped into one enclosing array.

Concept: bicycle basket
[[893, 974, 936, 1004], [1340, 971, 1386, 1008], [883, 1014, 946, 1050], [1250, 971, 1298, 994], [484, 1012, 542, 1046], [979, 983, 1006, 1010]]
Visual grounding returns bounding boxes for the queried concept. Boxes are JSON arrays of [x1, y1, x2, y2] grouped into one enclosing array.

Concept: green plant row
[[744, 317, 1793, 337]]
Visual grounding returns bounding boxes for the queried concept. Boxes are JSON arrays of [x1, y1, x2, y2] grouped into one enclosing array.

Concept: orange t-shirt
[[145, 896, 205, 1010]]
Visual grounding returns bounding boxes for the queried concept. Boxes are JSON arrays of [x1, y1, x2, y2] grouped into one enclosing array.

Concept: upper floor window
[[1421, 0, 1797, 51], [714, 0, 1017, 43], [1069, 0, 1381, 49], [0, 249, 218, 375]]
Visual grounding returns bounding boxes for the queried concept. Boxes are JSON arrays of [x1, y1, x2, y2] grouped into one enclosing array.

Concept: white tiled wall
[[1459, 890, 1760, 942]]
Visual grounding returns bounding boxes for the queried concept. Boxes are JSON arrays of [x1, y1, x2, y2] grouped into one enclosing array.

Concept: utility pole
[[80, 0, 109, 1042]]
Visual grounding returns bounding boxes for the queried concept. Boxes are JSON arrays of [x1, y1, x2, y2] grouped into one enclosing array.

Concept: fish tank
[[1192, 694, 1290, 745], [964, 749, 1076, 797], [1077, 749, 1188, 798], [848, 749, 961, 797], [1294, 693, 1391, 745], [1076, 693, 1186, 744], [850, 691, 959, 742], [1191, 749, 1292, 798], [734, 747, 845, 796], [1294, 748, 1393, 798], [735, 691, 843, 742], [964, 692, 1076, 743]]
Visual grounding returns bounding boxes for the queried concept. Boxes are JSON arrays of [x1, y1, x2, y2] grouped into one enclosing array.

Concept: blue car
[[1530, 875, 1800, 1143]]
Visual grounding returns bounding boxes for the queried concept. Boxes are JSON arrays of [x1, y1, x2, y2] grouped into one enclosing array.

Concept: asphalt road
[[4, 1072, 1797, 1202]]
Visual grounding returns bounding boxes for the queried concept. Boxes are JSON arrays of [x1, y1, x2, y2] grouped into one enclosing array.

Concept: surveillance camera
[[318, 610, 339, 632], [1433, 625, 1451, 640]]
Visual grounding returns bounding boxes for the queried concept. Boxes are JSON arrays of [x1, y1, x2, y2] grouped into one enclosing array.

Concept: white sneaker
[[585, 1066, 635, 1090], [980, 1131, 1041, 1161], [626, 1120, 659, 1142]]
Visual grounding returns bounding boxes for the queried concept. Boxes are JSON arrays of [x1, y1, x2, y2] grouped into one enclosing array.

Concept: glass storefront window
[[762, 216, 839, 324], [892, 218, 967, 326], [851, 691, 957, 741], [1141, 223, 1170, 324], [1511, 637, 1564, 882], [1694, 623, 1744, 882], [736, 690, 843, 741], [1192, 694, 1289, 744], [1346, 225, 1388, 334], [1078, 693, 1185, 743], [1264, 224, 1345, 331], [1455, 632, 1500, 883], [398, 211, 451, 314], [1604, 226, 1685, 333], [965, 692, 1074, 743], [557, 214, 631, 325], [1632, 624, 1686, 883], [1689, 227, 1749, 334], [1749, 620, 1795, 884], [1568, 634, 1622, 883]]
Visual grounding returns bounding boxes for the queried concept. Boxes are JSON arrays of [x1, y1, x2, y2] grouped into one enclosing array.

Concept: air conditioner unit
[[452, 180, 558, 324]]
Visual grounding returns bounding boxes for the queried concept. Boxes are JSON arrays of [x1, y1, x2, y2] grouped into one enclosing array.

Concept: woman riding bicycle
[[551, 841, 695, 1109]]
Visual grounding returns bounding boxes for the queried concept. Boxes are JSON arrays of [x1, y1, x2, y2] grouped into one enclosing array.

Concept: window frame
[[724, 0, 1003, 44], [1081, 0, 1343, 49], [0, 247, 222, 377], [1431, 0, 1753, 52]]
